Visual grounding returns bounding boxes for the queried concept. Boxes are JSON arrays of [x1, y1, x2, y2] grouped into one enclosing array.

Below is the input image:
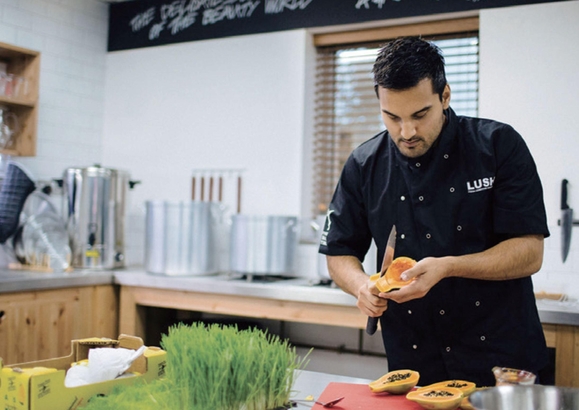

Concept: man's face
[[378, 79, 450, 158]]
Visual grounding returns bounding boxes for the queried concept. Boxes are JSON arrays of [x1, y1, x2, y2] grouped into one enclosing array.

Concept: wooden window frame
[[314, 17, 479, 47]]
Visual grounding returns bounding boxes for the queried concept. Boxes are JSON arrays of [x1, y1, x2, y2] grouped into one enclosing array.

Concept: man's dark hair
[[372, 37, 447, 100]]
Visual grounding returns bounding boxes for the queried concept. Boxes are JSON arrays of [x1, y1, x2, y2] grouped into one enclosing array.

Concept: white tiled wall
[[0, 0, 108, 180]]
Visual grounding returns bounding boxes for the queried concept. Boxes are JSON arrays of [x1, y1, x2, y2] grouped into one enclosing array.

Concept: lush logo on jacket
[[467, 176, 495, 193], [320, 209, 334, 246]]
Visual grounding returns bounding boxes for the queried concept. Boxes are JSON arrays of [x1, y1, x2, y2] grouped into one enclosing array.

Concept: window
[[311, 19, 479, 217]]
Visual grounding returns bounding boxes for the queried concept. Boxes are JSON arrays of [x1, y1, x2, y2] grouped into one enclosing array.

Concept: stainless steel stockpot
[[230, 215, 299, 276], [145, 200, 227, 276]]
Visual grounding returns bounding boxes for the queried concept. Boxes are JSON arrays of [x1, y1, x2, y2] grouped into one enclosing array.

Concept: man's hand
[[380, 257, 447, 303], [327, 254, 389, 317], [358, 278, 389, 317]]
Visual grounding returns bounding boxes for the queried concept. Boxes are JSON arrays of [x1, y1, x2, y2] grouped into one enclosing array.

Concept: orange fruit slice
[[374, 256, 416, 292]]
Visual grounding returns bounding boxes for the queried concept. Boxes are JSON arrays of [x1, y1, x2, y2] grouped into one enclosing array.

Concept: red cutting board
[[312, 382, 424, 409]]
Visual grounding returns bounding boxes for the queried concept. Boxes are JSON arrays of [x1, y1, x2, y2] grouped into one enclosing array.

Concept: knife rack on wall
[[558, 179, 579, 263], [191, 168, 244, 214]]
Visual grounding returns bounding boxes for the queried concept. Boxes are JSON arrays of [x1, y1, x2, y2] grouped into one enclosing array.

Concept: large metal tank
[[62, 165, 131, 269]]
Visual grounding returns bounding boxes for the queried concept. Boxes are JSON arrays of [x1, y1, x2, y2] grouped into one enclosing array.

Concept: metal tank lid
[[64, 164, 129, 177]]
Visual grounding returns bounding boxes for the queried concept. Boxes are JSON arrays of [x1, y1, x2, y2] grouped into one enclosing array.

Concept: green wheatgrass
[[81, 322, 310, 410]]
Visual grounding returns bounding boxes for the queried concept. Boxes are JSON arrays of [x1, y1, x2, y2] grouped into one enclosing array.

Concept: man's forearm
[[445, 234, 544, 281], [326, 255, 369, 298], [382, 234, 545, 305]]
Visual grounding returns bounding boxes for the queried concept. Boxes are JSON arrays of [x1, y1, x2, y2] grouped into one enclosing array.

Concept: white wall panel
[[480, 0, 579, 297], [103, 30, 308, 217]]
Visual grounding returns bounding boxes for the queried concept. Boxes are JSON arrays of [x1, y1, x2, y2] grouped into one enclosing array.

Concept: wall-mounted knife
[[561, 179, 573, 263]]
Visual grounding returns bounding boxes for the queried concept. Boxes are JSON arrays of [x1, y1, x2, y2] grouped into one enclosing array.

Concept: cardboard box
[[1, 334, 166, 410]]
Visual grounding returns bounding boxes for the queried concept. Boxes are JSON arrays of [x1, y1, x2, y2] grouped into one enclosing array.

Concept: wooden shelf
[[0, 95, 35, 108], [0, 41, 40, 157]]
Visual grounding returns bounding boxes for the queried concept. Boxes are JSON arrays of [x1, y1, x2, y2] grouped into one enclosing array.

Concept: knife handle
[[366, 316, 379, 335], [562, 179, 570, 210]]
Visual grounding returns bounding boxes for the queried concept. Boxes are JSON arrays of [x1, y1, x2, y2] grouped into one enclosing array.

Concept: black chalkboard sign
[[108, 0, 563, 51]]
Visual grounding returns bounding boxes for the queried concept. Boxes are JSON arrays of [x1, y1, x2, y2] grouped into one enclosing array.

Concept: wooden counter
[[0, 285, 119, 364], [118, 281, 579, 388], [542, 324, 579, 387]]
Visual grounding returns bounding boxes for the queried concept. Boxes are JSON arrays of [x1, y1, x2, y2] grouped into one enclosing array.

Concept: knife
[[561, 179, 573, 263], [366, 225, 396, 335]]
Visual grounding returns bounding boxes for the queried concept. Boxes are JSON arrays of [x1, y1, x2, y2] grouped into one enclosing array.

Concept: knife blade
[[561, 179, 573, 263], [366, 225, 396, 335]]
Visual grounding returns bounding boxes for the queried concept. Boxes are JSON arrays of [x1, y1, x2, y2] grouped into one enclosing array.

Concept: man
[[319, 37, 549, 387]]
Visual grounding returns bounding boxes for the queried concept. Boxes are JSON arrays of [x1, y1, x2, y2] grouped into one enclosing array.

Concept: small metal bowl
[[469, 385, 579, 410]]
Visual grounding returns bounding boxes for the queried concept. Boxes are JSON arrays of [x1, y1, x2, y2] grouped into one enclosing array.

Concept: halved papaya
[[369, 369, 420, 394], [419, 380, 476, 397], [374, 256, 417, 292], [406, 387, 463, 410]]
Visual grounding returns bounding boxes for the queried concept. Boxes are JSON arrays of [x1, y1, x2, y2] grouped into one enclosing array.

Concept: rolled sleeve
[[318, 154, 372, 261]]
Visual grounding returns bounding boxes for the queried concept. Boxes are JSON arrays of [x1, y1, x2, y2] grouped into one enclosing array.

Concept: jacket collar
[[391, 107, 458, 168]]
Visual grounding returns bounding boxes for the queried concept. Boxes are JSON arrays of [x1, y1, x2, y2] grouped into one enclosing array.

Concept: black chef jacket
[[319, 107, 550, 387]]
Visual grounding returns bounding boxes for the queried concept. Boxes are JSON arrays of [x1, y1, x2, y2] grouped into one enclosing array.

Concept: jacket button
[[408, 310, 412, 314], [400, 234, 405, 239], [426, 233, 431, 239], [480, 336, 486, 341], [439, 310, 445, 315], [419, 196, 424, 201], [401, 195, 406, 201], [457, 225, 462, 231], [413, 344, 418, 349], [416, 162, 421, 167], [475, 301, 480, 307], [446, 346, 451, 352], [450, 187, 455, 192], [444, 154, 449, 159]]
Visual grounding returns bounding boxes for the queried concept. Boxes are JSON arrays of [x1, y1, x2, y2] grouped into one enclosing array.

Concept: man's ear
[[442, 84, 451, 109]]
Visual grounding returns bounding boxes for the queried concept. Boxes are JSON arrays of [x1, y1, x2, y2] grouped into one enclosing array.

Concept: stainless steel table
[[292, 370, 370, 409], [0, 268, 113, 293]]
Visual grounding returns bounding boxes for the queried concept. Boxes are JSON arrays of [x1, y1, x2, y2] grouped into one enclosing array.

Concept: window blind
[[312, 33, 479, 217]]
